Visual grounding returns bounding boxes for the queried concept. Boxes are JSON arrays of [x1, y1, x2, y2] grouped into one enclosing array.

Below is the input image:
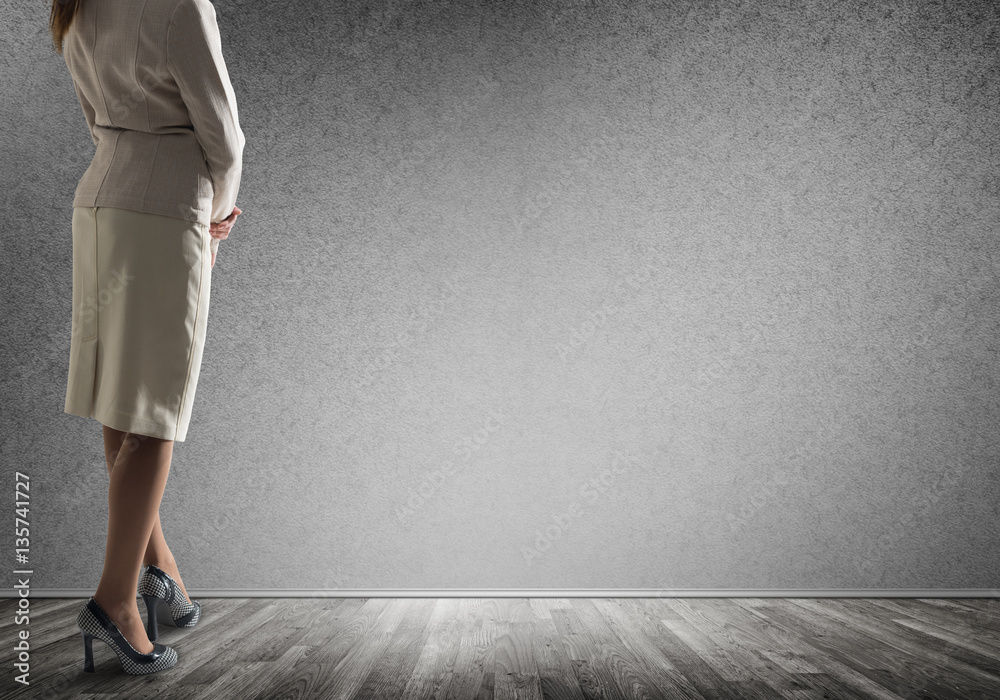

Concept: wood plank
[[769, 600, 983, 699], [859, 598, 1000, 651], [350, 598, 436, 700], [533, 612, 587, 700], [659, 599, 778, 696], [632, 598, 731, 699], [402, 598, 467, 699], [807, 599, 1000, 684], [858, 598, 1000, 641], [744, 606, 907, 700], [529, 598, 554, 620], [591, 597, 711, 699], [554, 601, 629, 700], [294, 597, 367, 647], [438, 598, 498, 700], [243, 598, 397, 699], [494, 599, 543, 700], [189, 646, 310, 700], [891, 617, 1000, 660], [174, 598, 302, 684]]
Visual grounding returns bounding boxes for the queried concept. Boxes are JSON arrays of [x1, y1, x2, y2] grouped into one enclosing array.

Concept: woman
[[50, 0, 246, 675]]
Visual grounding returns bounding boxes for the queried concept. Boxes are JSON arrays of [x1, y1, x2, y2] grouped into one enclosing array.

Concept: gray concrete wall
[[3, 0, 998, 591]]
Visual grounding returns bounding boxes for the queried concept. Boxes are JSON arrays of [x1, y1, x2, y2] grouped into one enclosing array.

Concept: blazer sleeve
[[72, 78, 99, 148], [166, 0, 246, 225]]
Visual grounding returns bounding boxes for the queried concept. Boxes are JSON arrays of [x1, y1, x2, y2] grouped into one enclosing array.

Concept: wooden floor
[[1, 596, 998, 699]]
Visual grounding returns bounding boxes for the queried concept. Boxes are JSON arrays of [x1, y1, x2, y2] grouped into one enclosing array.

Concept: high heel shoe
[[77, 596, 177, 674], [138, 563, 202, 642]]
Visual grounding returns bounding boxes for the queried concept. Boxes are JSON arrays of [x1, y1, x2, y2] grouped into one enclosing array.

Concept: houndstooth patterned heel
[[139, 563, 202, 642], [77, 597, 177, 675]]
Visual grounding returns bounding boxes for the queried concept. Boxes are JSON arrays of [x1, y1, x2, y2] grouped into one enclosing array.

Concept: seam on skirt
[[173, 226, 207, 440], [90, 206, 100, 410], [88, 206, 99, 346]]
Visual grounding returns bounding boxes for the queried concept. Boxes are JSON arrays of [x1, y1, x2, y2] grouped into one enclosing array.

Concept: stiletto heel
[[138, 564, 202, 643], [81, 630, 94, 673], [141, 593, 163, 642], [76, 597, 177, 675]]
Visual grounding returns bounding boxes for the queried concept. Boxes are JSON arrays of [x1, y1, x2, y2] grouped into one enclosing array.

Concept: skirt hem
[[63, 406, 186, 442]]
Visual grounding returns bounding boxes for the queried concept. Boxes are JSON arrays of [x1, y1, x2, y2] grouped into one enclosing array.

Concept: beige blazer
[[64, 0, 245, 244]]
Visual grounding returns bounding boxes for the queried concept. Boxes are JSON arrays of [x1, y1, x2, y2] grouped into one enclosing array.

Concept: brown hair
[[50, 0, 84, 55]]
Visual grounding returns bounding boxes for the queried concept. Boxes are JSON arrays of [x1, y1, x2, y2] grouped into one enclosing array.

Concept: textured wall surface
[[2, 0, 998, 591]]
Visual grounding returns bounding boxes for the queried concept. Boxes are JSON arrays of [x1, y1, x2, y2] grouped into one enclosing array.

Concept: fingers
[[209, 206, 241, 240], [209, 220, 235, 239]]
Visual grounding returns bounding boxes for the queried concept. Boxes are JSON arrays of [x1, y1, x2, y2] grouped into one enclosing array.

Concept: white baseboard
[[8, 588, 1000, 598]]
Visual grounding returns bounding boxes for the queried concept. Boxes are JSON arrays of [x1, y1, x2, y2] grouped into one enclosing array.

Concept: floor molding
[[9, 588, 1000, 598]]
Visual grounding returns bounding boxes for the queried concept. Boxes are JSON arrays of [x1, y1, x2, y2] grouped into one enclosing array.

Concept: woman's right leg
[[102, 425, 192, 604], [93, 431, 173, 655]]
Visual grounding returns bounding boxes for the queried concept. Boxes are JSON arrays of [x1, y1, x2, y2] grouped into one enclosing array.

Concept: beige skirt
[[64, 206, 212, 442]]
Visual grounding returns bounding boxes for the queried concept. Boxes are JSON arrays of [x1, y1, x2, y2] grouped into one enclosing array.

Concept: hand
[[210, 204, 241, 240], [209, 205, 242, 269]]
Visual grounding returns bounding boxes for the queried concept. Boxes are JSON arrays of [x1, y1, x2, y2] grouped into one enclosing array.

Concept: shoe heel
[[81, 630, 95, 673], [77, 597, 177, 675], [139, 564, 201, 631], [141, 594, 162, 642]]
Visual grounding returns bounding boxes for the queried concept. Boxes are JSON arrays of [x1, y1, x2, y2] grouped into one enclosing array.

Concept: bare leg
[[102, 426, 192, 604], [93, 430, 173, 654]]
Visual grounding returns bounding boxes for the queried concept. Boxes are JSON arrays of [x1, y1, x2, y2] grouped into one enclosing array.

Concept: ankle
[[92, 593, 140, 622], [143, 555, 176, 569]]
